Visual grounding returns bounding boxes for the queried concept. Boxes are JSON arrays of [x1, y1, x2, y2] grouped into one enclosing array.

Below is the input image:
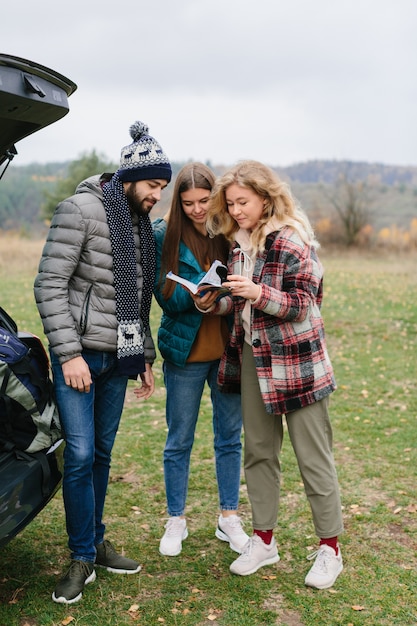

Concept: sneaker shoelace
[[241, 536, 259, 557], [165, 519, 185, 535], [307, 546, 333, 571], [69, 561, 92, 578]]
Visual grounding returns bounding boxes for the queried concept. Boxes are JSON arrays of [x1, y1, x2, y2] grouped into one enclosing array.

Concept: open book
[[167, 259, 229, 295]]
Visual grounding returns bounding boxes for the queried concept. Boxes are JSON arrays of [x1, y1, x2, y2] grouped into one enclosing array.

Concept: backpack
[[0, 306, 61, 454]]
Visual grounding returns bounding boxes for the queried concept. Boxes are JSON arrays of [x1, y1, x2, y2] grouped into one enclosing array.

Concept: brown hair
[[160, 162, 229, 299]]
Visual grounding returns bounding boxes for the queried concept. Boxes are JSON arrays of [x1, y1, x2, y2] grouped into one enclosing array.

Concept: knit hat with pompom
[[117, 121, 172, 183]]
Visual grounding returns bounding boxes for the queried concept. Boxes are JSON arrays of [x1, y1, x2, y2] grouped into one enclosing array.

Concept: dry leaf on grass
[[61, 617, 75, 625], [207, 608, 222, 621]]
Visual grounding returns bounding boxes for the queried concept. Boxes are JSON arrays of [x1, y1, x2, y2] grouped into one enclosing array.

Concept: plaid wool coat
[[213, 226, 336, 415]]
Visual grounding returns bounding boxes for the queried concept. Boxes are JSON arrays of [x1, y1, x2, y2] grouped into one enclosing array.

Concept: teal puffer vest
[[152, 218, 208, 367]]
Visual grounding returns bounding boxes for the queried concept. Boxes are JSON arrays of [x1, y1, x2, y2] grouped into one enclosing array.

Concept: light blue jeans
[[163, 359, 243, 516], [51, 349, 128, 563]]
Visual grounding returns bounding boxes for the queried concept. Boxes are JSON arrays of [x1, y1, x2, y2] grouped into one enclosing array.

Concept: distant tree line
[[1, 153, 416, 248]]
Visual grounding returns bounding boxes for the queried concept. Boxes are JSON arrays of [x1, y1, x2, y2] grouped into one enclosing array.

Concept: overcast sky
[[3, 0, 416, 168]]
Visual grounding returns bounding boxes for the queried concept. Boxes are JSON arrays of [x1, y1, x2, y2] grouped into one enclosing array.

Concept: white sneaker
[[215, 514, 250, 553], [159, 517, 188, 556], [304, 544, 343, 589], [229, 535, 280, 576]]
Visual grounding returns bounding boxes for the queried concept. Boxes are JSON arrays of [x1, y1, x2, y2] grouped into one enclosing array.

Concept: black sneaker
[[52, 560, 96, 604], [95, 539, 141, 574]]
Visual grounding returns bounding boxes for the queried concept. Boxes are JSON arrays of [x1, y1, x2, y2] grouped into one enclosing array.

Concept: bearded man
[[34, 121, 171, 604]]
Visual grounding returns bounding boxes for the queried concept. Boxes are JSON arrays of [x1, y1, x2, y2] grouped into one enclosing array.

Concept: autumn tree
[[320, 172, 373, 247]]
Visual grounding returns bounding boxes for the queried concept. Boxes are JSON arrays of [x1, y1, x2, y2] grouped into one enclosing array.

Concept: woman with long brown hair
[[152, 162, 248, 558]]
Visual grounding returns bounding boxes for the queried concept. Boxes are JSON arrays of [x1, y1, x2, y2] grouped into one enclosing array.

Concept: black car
[[0, 53, 76, 547]]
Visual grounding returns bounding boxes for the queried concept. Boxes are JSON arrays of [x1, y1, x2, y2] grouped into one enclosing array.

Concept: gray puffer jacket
[[34, 174, 156, 365]]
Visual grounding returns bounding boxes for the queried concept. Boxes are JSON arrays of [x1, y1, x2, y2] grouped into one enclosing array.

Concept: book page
[[199, 260, 227, 287], [166, 271, 200, 294], [166, 260, 229, 296]]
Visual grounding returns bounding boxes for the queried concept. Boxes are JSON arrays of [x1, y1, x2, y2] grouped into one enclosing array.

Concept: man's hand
[[62, 356, 93, 393], [133, 362, 155, 400]]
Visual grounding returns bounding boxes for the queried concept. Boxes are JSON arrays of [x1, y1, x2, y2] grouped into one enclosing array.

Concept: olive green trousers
[[241, 342, 344, 539]]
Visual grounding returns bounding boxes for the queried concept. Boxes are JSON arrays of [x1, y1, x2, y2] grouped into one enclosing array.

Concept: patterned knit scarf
[[102, 174, 155, 378]]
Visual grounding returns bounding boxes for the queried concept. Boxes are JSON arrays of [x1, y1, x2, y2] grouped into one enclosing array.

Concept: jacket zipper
[[79, 284, 93, 336]]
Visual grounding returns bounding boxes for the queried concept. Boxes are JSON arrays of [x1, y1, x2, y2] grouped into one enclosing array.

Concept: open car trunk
[[0, 53, 77, 167]]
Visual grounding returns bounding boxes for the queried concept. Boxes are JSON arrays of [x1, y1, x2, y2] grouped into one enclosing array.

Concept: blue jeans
[[51, 349, 128, 563], [163, 359, 243, 516]]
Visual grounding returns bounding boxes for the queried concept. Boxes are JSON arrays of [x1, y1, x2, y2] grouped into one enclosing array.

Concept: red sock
[[254, 529, 273, 545], [320, 536, 338, 555]]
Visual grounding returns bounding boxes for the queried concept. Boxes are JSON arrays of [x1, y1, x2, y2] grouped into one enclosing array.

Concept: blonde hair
[[207, 160, 319, 253]]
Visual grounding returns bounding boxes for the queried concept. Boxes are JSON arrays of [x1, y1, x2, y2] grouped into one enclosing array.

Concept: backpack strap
[[12, 353, 52, 412]]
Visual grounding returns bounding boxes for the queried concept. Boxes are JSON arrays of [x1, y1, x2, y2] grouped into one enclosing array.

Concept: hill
[[0, 159, 416, 232], [275, 159, 417, 186]]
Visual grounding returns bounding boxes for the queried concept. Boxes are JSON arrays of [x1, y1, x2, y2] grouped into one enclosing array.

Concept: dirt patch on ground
[[263, 592, 305, 625]]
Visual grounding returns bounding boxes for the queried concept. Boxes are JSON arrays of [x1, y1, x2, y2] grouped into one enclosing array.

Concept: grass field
[[0, 237, 416, 626]]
